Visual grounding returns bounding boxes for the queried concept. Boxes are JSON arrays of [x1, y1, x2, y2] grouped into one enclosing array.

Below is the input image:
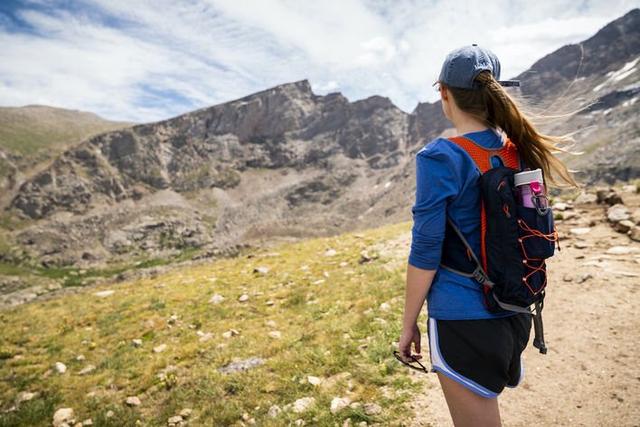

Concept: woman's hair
[[443, 71, 579, 188]]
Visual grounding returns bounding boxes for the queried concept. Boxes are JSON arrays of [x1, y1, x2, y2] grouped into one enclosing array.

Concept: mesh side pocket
[[516, 205, 556, 260]]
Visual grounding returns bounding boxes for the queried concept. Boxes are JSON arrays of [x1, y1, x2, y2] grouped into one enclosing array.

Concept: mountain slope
[[514, 8, 640, 182], [516, 8, 640, 100], [0, 105, 130, 156], [0, 105, 131, 206]]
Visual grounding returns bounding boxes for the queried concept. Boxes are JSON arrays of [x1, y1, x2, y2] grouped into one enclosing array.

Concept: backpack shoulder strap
[[447, 135, 520, 172], [447, 136, 493, 172]]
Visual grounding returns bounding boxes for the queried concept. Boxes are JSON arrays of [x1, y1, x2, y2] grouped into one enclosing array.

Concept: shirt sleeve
[[407, 142, 461, 270]]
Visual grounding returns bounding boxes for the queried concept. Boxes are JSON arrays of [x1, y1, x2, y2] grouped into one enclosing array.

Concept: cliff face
[[517, 9, 640, 100], [2, 9, 639, 269]]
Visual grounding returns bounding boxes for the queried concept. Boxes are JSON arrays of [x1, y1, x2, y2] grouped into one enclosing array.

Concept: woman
[[398, 45, 578, 426]]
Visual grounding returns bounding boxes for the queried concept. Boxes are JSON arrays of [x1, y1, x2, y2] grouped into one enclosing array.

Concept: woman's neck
[[454, 121, 489, 135], [451, 113, 489, 135]]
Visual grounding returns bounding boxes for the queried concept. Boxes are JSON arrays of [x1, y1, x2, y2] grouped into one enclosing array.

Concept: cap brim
[[498, 80, 520, 87]]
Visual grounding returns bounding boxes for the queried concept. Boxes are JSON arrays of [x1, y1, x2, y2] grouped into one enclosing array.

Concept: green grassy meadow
[[0, 221, 426, 426]]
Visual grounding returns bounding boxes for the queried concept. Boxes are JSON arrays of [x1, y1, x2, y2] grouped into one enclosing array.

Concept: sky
[[1, 0, 639, 123]]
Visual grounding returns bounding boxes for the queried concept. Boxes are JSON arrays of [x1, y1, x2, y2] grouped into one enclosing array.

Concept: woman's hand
[[398, 322, 422, 362]]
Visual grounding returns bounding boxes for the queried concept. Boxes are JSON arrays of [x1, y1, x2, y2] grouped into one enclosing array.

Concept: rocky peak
[[226, 79, 315, 108], [518, 8, 640, 99], [408, 101, 448, 148], [351, 95, 399, 112], [183, 79, 318, 141]]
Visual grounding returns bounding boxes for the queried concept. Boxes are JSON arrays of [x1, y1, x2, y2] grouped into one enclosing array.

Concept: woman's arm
[[403, 264, 436, 331], [398, 264, 436, 361], [398, 142, 460, 361]]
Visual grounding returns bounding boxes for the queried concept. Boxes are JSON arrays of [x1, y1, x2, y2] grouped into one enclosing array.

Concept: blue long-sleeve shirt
[[408, 127, 517, 320]]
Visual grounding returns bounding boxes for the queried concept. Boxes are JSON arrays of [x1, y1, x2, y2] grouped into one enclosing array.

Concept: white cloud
[[0, 0, 638, 122], [312, 80, 340, 92]]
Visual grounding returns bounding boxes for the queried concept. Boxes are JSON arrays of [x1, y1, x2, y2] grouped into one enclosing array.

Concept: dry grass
[[0, 220, 425, 426]]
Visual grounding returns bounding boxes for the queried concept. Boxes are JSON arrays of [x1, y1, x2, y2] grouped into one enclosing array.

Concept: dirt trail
[[392, 193, 640, 426]]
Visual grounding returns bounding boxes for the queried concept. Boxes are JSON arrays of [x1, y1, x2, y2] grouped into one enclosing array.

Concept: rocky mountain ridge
[[7, 79, 450, 220]]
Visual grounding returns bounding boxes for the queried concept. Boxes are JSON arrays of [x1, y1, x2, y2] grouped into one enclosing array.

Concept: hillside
[[0, 105, 131, 205], [0, 186, 638, 426], [0, 221, 421, 426], [0, 105, 130, 156]]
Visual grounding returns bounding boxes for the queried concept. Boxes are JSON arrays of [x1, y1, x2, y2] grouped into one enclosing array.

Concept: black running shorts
[[427, 313, 532, 398]]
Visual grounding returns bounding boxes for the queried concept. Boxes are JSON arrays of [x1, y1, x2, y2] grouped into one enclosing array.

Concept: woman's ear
[[440, 85, 452, 120], [439, 85, 448, 101]]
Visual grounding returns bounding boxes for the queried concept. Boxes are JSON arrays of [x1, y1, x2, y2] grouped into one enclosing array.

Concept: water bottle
[[514, 169, 548, 213]]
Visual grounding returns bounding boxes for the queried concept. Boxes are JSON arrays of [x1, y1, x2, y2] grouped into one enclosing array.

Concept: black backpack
[[440, 135, 559, 354]]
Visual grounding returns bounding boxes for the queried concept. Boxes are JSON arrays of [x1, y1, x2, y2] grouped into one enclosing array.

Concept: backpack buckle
[[472, 267, 493, 287]]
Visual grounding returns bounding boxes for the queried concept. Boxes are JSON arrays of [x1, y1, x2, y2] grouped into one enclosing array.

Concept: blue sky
[[1, 0, 638, 123]]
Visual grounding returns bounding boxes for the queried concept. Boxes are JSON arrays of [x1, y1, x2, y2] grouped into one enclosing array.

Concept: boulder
[[574, 192, 598, 204], [570, 227, 591, 236], [209, 294, 225, 304], [153, 344, 167, 353], [615, 220, 634, 234], [167, 415, 183, 426], [78, 365, 96, 375], [268, 405, 282, 418], [607, 204, 629, 223], [15, 391, 37, 405], [553, 202, 569, 211], [363, 402, 382, 415], [597, 189, 623, 206]]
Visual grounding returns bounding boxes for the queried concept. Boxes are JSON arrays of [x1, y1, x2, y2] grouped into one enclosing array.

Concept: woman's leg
[[436, 372, 502, 427]]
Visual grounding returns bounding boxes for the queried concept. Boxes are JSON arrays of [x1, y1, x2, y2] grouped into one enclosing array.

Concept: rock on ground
[[52, 408, 75, 427], [292, 397, 316, 413], [217, 357, 265, 374], [125, 396, 141, 406], [330, 396, 351, 414]]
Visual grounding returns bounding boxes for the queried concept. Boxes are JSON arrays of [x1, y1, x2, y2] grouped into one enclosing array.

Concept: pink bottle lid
[[530, 181, 542, 194]]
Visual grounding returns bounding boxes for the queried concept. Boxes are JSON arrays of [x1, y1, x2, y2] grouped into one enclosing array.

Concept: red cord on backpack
[[517, 218, 558, 295]]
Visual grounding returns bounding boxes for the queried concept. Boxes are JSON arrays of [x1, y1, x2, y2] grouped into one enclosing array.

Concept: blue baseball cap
[[435, 44, 520, 90]]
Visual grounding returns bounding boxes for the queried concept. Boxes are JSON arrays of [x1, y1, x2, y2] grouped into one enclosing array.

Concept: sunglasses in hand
[[393, 350, 431, 374]]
